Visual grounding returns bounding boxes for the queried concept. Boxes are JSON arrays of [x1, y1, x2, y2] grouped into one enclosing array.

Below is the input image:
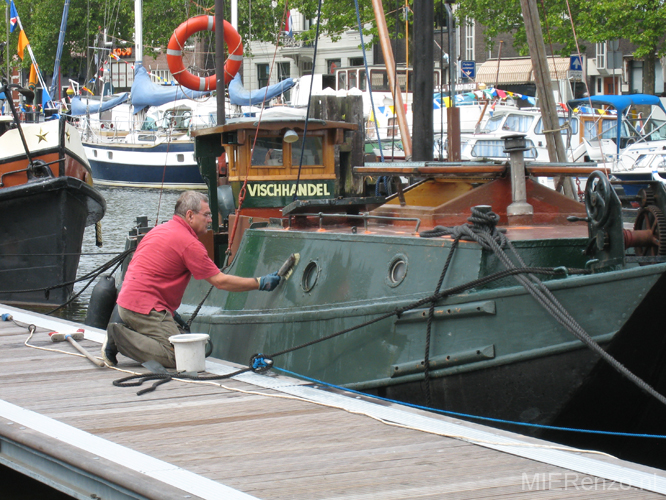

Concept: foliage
[[455, 0, 666, 93], [8, 0, 665, 93]]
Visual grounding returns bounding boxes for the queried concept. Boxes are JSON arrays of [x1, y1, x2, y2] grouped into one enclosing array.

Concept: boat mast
[[50, 0, 70, 102], [134, 0, 143, 65], [520, 0, 575, 198], [371, 0, 412, 159], [412, 0, 433, 161]]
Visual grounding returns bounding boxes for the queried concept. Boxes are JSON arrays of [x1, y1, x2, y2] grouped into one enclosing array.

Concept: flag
[[7, 0, 18, 33], [17, 29, 28, 60], [110, 53, 120, 61], [284, 9, 293, 38], [28, 63, 37, 89], [41, 87, 52, 108]]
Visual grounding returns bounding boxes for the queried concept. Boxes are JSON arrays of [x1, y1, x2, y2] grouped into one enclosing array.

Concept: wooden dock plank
[[0, 309, 664, 500]]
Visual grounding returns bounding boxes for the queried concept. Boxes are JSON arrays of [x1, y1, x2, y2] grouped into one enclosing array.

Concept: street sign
[[461, 60, 475, 79], [569, 55, 583, 80]]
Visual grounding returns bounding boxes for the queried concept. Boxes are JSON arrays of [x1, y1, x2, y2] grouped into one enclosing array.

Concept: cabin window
[[141, 117, 158, 131], [337, 71, 347, 91], [471, 139, 536, 159], [359, 69, 366, 91], [252, 137, 284, 166], [93, 150, 98, 157], [535, 117, 578, 135], [177, 154, 184, 162], [291, 136, 323, 166], [503, 114, 534, 133], [107, 151, 113, 160], [482, 115, 504, 133], [349, 71, 357, 89], [370, 69, 390, 91]]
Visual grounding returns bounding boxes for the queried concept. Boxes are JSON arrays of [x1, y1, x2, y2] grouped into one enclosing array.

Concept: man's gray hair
[[175, 191, 209, 217]]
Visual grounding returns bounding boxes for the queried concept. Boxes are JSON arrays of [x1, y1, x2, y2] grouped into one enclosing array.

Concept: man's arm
[[206, 272, 259, 291], [206, 271, 282, 292]]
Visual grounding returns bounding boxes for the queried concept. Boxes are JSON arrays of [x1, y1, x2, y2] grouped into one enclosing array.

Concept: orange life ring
[[166, 15, 243, 91]]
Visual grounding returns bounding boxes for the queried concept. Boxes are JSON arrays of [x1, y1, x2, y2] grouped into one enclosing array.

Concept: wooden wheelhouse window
[[291, 136, 323, 166], [251, 136, 285, 167]]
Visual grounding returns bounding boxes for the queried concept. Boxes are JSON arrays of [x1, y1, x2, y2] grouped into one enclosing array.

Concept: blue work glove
[[258, 272, 281, 291]]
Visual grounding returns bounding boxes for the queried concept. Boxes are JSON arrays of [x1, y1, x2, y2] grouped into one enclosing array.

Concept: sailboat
[[72, 65, 214, 189]]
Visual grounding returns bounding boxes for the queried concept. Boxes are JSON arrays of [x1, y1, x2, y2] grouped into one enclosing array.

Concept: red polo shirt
[[117, 215, 220, 315]]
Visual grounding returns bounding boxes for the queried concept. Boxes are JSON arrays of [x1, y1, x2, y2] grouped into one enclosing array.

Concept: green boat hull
[[181, 227, 666, 428]]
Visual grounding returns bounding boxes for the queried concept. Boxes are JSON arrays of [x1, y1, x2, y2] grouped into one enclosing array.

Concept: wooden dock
[[0, 303, 665, 500]]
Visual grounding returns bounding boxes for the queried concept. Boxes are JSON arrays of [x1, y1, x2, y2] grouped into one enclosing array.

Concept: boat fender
[[167, 15, 242, 91], [84, 275, 118, 329]]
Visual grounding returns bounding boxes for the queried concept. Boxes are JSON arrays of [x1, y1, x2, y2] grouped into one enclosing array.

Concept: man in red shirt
[[103, 191, 280, 368]]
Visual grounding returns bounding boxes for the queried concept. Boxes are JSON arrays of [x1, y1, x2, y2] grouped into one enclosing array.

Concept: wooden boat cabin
[[192, 114, 378, 262]]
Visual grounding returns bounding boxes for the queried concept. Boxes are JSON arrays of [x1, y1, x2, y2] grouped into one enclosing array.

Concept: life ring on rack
[[166, 15, 243, 91]]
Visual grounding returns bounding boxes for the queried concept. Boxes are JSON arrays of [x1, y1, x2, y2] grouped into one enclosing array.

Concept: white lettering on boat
[[247, 183, 331, 198]]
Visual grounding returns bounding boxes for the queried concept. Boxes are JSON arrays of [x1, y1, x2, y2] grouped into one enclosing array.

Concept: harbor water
[[48, 187, 182, 322]]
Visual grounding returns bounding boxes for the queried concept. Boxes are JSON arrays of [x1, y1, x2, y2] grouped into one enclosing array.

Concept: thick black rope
[[113, 366, 257, 395], [4, 248, 133, 297], [430, 207, 666, 408]]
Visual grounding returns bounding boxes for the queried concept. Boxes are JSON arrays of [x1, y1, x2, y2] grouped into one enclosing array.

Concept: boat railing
[[288, 211, 422, 233], [354, 161, 599, 179]]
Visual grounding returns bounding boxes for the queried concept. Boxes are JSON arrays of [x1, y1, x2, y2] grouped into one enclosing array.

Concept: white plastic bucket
[[169, 333, 210, 372]]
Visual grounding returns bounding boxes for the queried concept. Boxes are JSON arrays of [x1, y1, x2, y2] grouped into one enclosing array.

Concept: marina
[[1, 304, 666, 499]]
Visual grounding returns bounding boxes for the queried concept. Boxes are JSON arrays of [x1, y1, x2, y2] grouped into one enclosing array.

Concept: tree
[[577, 0, 666, 95], [455, 0, 666, 95]]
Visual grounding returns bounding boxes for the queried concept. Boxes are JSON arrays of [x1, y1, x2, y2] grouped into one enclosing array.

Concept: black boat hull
[[0, 176, 105, 306]]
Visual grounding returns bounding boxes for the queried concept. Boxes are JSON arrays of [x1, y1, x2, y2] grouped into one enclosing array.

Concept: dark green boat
[[110, 116, 666, 467], [174, 122, 666, 447]]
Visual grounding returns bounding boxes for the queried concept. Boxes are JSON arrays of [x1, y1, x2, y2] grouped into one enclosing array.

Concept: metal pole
[[215, 0, 226, 126], [445, 2, 460, 161]]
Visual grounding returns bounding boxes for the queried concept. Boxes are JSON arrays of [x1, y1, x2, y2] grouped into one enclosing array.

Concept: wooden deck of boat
[[1, 303, 665, 500]]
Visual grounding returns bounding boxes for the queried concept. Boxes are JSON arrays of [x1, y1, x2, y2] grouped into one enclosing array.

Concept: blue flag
[[7, 0, 19, 33]]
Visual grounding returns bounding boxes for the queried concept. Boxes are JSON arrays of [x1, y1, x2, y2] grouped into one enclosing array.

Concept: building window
[[278, 62, 291, 101], [327, 59, 341, 74], [349, 57, 364, 67], [465, 20, 475, 61], [596, 42, 607, 70], [257, 63, 269, 88]]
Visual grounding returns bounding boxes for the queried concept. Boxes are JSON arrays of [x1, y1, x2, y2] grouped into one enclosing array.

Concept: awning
[[475, 57, 570, 85]]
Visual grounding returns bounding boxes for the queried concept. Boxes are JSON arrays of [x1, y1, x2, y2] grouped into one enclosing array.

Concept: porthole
[[93, 150, 97, 157], [177, 154, 185, 162], [301, 261, 320, 292], [386, 254, 408, 287], [107, 151, 113, 160]]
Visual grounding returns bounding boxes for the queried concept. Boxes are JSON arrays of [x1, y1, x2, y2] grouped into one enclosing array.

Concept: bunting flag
[[81, 86, 94, 95], [17, 29, 28, 60], [110, 53, 120, 61], [7, 0, 18, 33]]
